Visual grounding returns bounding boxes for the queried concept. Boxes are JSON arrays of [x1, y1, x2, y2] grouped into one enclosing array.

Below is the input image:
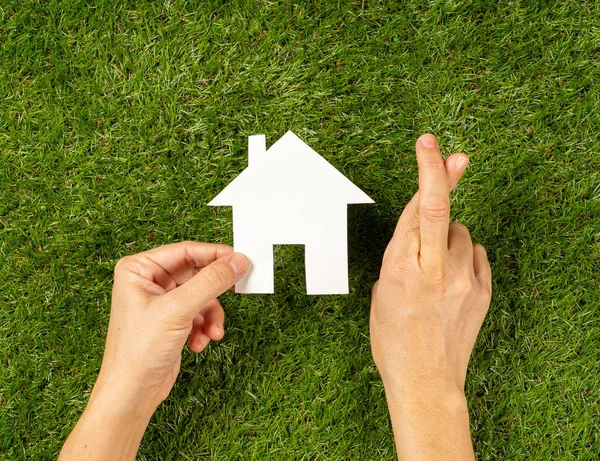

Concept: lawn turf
[[1, 1, 599, 459]]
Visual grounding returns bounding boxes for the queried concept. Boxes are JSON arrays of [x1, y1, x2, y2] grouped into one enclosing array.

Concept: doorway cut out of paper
[[209, 131, 374, 294]]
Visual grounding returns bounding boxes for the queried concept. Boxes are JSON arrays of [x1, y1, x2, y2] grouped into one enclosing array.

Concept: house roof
[[208, 131, 374, 207]]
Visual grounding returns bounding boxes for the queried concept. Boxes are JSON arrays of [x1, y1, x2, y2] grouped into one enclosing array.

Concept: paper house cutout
[[209, 131, 374, 294]]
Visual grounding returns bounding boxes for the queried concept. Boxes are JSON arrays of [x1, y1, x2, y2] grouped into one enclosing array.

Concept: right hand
[[370, 133, 492, 398]]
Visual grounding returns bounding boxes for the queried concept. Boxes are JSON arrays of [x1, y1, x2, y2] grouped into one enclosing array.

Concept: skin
[[59, 134, 491, 461], [371, 134, 492, 460], [59, 243, 249, 460]]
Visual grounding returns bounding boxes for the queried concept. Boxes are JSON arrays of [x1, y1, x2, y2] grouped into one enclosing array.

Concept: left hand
[[94, 241, 249, 410]]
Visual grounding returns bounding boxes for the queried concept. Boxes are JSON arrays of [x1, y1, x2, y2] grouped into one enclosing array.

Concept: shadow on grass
[[167, 205, 396, 443]]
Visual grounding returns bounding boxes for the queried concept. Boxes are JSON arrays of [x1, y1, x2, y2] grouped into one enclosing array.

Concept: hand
[[370, 134, 492, 460], [60, 242, 248, 461], [97, 241, 249, 408]]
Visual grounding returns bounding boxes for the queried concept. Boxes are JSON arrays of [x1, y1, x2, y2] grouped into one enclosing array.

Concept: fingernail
[[228, 253, 248, 275], [420, 134, 438, 148], [454, 155, 469, 172], [214, 322, 225, 338]]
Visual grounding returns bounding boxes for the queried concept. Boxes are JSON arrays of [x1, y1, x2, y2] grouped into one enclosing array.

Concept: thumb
[[165, 252, 249, 320]]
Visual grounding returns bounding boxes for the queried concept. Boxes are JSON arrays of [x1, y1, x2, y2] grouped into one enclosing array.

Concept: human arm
[[370, 134, 492, 460], [59, 242, 248, 461]]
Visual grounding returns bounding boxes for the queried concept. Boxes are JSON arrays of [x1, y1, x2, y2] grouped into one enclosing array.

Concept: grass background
[[1, 0, 599, 459]]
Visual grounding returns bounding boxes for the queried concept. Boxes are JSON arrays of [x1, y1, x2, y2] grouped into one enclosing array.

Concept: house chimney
[[248, 134, 266, 166]]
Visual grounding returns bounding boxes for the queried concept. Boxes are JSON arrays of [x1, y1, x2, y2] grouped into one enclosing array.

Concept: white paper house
[[209, 131, 373, 295]]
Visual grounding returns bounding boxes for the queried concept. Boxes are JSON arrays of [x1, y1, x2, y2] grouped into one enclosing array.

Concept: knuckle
[[429, 273, 447, 289], [383, 254, 414, 282], [419, 158, 445, 170], [114, 255, 136, 274], [114, 256, 127, 273], [424, 265, 448, 288], [479, 282, 493, 301], [180, 240, 200, 252], [449, 222, 470, 237], [473, 243, 487, 254], [181, 241, 197, 266], [452, 275, 475, 296], [474, 244, 490, 264], [395, 224, 416, 247], [422, 198, 450, 220], [402, 208, 420, 233]]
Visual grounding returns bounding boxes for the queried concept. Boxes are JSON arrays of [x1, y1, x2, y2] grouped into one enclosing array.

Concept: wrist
[[382, 376, 474, 461], [382, 374, 468, 415], [89, 373, 159, 421]]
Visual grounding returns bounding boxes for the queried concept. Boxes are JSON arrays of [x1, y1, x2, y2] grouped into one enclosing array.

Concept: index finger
[[388, 153, 469, 256], [417, 134, 451, 261], [139, 241, 233, 285], [380, 153, 468, 278]]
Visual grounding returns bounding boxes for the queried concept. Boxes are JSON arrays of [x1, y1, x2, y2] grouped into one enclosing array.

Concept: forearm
[[384, 380, 475, 461], [59, 381, 156, 461]]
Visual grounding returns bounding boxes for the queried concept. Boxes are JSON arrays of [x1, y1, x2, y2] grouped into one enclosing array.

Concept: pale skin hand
[[59, 242, 249, 461], [60, 135, 490, 460], [371, 134, 492, 461]]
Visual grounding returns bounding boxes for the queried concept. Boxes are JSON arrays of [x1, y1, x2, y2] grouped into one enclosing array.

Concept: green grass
[[1, 0, 600, 459]]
